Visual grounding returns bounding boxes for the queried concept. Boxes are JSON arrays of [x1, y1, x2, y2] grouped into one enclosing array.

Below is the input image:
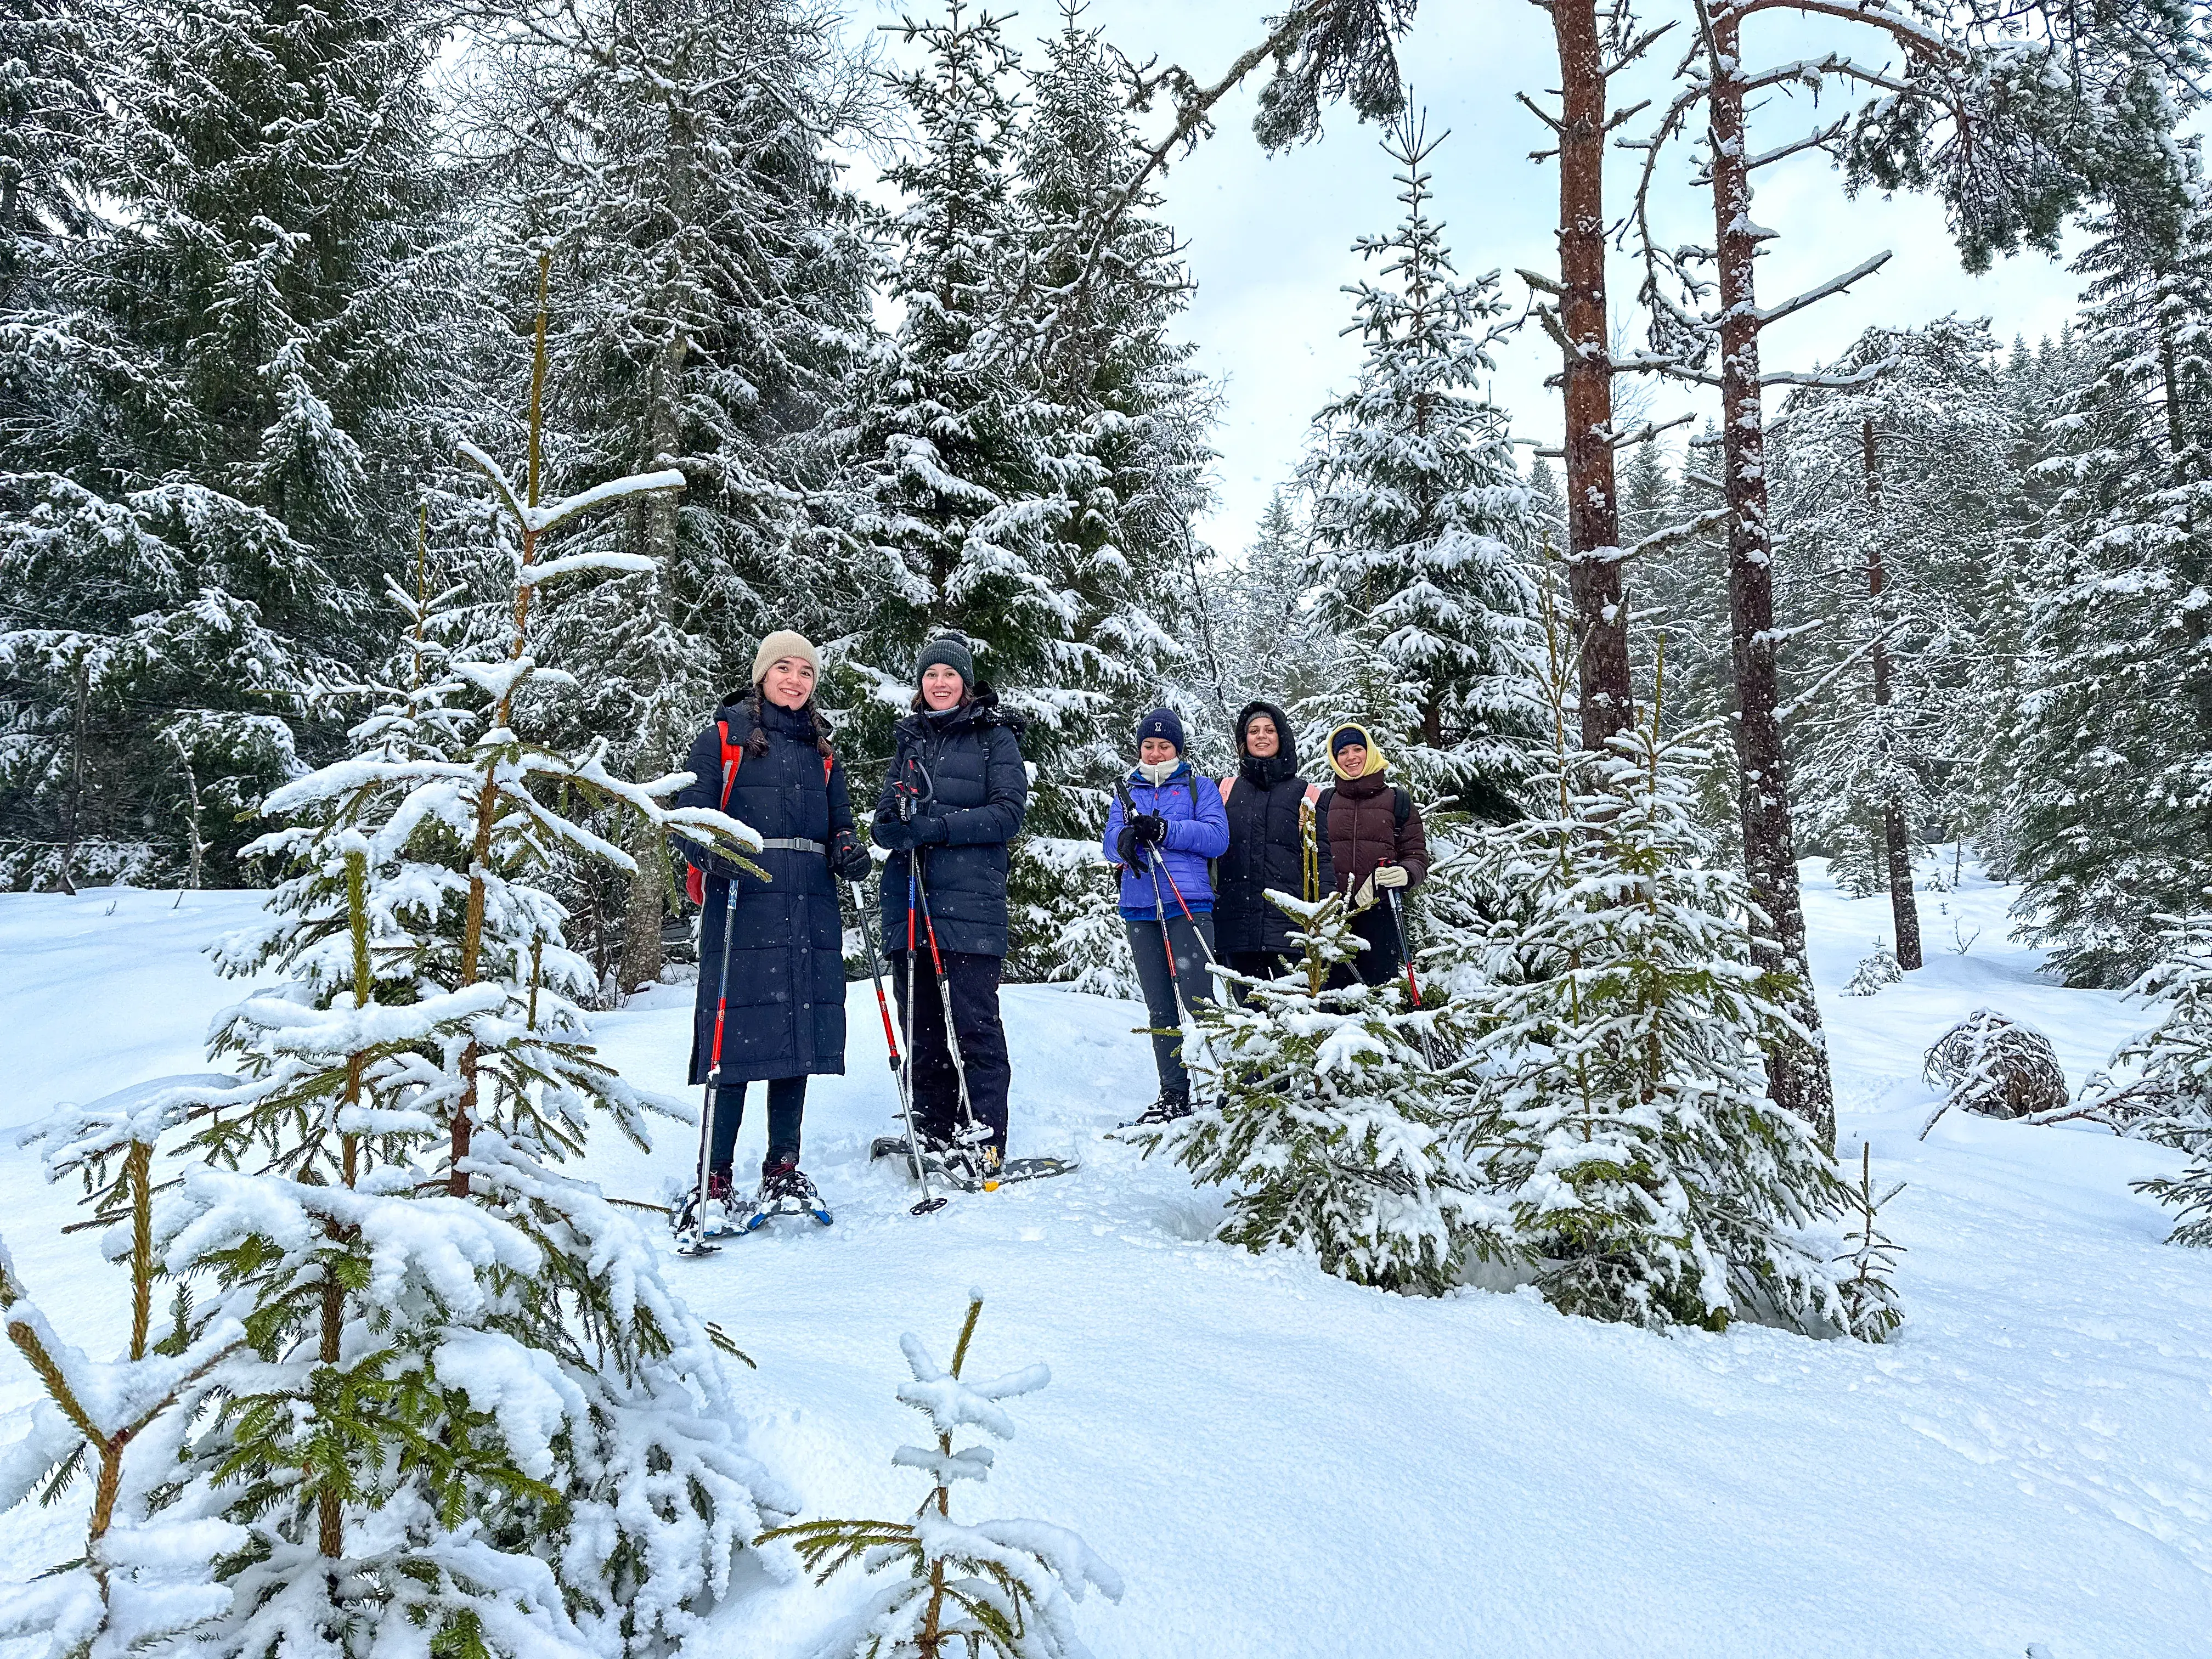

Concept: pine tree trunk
[[1550, 0, 1632, 753], [1863, 419, 1921, 969], [622, 815, 668, 996], [1709, 19, 1834, 1147]]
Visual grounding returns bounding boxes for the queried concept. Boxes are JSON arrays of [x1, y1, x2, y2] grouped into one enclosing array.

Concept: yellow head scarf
[[1327, 723, 1387, 781]]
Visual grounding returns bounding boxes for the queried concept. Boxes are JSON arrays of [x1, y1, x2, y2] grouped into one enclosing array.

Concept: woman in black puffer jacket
[[1213, 700, 1335, 997], [674, 630, 871, 1218], [872, 635, 1028, 1166]]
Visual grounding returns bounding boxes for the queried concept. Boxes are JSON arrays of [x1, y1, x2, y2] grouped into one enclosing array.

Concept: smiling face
[[1139, 736, 1179, 766], [1335, 742, 1367, 777], [761, 656, 816, 711], [1243, 714, 1280, 758], [919, 664, 966, 711]]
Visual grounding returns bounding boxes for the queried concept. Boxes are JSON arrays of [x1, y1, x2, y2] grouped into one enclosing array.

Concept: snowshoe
[[1118, 1090, 1193, 1130], [743, 1159, 833, 1229], [670, 1171, 744, 1250], [876, 1137, 1078, 1192]]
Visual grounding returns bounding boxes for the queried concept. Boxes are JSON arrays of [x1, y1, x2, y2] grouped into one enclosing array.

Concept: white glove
[[1352, 873, 1376, 910], [1373, 864, 1410, 890]]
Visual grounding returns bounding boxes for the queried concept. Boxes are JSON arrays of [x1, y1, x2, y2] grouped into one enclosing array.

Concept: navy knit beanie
[[1136, 706, 1185, 753], [916, 635, 974, 687]]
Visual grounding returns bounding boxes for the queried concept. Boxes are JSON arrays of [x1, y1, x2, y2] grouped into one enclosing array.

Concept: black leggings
[[709, 1076, 806, 1176]]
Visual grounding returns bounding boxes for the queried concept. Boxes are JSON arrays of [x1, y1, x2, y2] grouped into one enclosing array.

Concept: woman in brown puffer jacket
[[1319, 722, 1430, 987]]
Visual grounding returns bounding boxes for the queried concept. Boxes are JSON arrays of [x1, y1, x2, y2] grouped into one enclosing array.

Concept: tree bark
[[1549, 0, 1633, 753], [1861, 419, 1922, 969], [1709, 13, 1835, 1147]]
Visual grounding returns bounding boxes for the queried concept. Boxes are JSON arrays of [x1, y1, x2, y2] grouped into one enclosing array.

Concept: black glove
[[909, 814, 948, 847], [1131, 813, 1166, 847], [830, 828, 872, 882], [1114, 823, 1150, 871]]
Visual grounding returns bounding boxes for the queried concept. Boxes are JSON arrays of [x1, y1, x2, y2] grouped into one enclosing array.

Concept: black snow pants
[[1126, 911, 1217, 1099], [709, 1076, 806, 1177], [891, 949, 1011, 1154]]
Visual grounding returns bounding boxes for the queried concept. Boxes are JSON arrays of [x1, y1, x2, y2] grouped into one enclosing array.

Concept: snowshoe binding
[[744, 1158, 833, 1229]]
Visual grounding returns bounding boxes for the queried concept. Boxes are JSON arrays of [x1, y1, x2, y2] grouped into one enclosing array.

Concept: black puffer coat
[[675, 696, 854, 1086], [871, 687, 1028, 958], [1214, 701, 1336, 955]]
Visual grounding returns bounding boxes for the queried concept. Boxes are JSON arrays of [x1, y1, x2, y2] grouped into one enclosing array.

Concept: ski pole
[[1380, 874, 1437, 1066], [680, 865, 743, 1256], [910, 849, 987, 1159], [855, 880, 943, 1216], [1155, 860, 1220, 969]]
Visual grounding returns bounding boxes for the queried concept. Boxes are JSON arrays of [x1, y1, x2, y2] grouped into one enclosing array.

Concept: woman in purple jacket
[[1102, 707, 1229, 1124]]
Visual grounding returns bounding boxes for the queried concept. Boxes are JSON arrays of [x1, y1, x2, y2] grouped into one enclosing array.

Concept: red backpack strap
[[716, 719, 742, 810]]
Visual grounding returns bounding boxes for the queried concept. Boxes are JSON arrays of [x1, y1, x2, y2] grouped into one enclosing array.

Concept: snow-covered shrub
[[1136, 890, 1496, 1295], [1846, 940, 1903, 996], [769, 1292, 1122, 1659], [1009, 836, 1135, 995], [1921, 1009, 2068, 1122], [1459, 708, 1894, 1339]]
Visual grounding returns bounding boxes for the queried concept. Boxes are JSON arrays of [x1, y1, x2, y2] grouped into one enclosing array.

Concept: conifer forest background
[[4, 0, 2210, 1049]]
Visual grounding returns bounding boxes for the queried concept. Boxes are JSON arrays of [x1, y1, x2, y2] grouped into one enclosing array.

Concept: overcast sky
[[861, 0, 2097, 555]]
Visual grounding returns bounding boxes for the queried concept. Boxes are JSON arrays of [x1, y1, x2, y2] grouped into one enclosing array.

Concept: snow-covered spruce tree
[[1136, 891, 1493, 1295], [768, 1292, 1122, 1659], [466, 0, 875, 990], [1000, 2, 1214, 986], [1768, 318, 2014, 960], [0, 0, 464, 889], [0, 1080, 252, 1658], [1295, 108, 1542, 819], [2100, 915, 2212, 1241], [832, 2, 1060, 752], [1460, 631, 1895, 1337], [2005, 150, 2212, 986], [147, 284, 785, 1658]]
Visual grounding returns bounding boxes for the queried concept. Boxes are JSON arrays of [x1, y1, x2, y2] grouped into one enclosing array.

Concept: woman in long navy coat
[[675, 629, 871, 1213]]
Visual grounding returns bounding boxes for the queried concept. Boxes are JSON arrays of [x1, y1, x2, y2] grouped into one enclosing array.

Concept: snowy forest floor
[[3, 857, 2209, 1658]]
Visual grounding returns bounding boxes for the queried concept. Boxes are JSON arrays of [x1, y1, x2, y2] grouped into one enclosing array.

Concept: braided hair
[[734, 685, 833, 760]]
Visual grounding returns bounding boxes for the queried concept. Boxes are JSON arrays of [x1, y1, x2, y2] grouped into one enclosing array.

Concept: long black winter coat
[[871, 687, 1028, 959], [675, 697, 854, 1086], [1214, 701, 1336, 955]]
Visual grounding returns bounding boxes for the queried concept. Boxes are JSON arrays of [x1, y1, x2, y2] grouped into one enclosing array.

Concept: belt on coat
[[757, 836, 826, 854]]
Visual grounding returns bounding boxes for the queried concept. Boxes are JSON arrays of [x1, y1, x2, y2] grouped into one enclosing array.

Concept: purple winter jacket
[[1102, 763, 1231, 916]]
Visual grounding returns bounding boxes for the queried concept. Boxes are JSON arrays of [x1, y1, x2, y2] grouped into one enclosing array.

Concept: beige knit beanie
[[752, 629, 820, 686]]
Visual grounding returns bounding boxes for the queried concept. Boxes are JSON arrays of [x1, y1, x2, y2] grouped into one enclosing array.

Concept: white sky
[[859, 0, 2095, 554]]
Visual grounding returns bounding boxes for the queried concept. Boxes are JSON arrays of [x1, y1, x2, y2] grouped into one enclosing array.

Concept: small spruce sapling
[[1846, 940, 1903, 997], [1137, 891, 1496, 1294], [0, 1080, 250, 1658], [1835, 1144, 1906, 1341], [1461, 618, 1895, 1336], [768, 1292, 1122, 1659]]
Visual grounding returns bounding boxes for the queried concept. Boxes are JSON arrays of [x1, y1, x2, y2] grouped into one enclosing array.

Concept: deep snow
[[1, 860, 2207, 1657]]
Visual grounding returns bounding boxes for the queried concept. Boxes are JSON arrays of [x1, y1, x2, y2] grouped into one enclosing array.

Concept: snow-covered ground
[[3, 859, 2208, 1657]]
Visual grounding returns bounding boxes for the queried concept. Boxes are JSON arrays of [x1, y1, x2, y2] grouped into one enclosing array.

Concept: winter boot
[[1120, 1087, 1192, 1129], [749, 1154, 832, 1228]]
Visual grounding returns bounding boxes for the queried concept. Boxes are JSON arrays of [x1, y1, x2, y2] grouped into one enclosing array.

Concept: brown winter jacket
[[1324, 768, 1430, 896]]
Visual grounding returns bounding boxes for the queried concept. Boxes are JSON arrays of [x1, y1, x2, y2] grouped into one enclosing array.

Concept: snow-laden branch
[[517, 551, 657, 588], [1755, 252, 1893, 328], [455, 442, 685, 535]]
